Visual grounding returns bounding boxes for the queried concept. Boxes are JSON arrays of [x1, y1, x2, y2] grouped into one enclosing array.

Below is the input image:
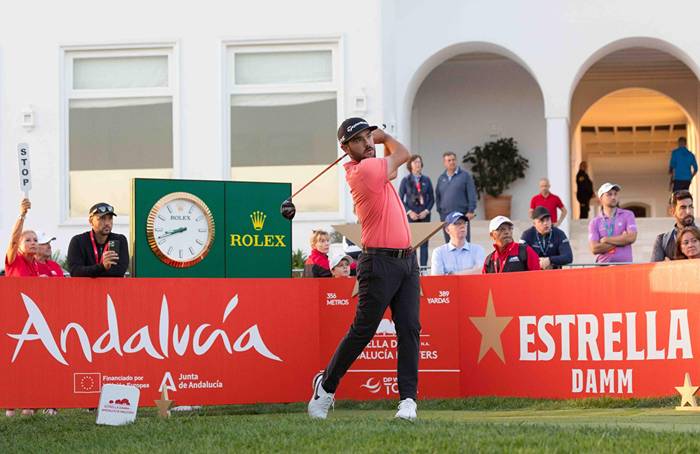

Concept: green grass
[[3, 398, 700, 453]]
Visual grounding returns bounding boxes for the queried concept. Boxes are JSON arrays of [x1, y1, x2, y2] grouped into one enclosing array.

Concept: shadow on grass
[[183, 395, 679, 417]]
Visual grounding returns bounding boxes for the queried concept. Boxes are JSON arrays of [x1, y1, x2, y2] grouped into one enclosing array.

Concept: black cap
[[89, 202, 116, 217], [337, 117, 378, 144], [532, 206, 551, 220]]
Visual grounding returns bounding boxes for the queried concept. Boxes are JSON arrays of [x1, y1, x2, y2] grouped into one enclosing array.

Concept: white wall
[[0, 0, 382, 257], [411, 58, 546, 220]]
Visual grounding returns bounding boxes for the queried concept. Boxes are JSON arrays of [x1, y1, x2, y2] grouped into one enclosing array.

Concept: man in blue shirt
[[669, 137, 698, 192], [435, 152, 478, 242], [431, 211, 485, 275], [521, 206, 573, 269]]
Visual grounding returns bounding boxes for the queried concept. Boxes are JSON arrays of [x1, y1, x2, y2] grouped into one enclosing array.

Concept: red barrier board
[[1, 261, 699, 407], [0, 278, 319, 408]]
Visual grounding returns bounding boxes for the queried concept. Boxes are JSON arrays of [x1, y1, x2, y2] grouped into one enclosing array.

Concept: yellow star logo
[[675, 373, 699, 408], [469, 291, 512, 363]]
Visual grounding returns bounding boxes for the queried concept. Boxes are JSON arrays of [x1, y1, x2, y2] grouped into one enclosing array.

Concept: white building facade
[[1, 0, 699, 258]]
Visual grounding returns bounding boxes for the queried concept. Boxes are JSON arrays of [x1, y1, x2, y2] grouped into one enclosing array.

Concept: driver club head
[[280, 198, 296, 220]]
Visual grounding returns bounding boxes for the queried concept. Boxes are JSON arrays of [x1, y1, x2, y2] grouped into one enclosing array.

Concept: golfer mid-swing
[[308, 118, 421, 421]]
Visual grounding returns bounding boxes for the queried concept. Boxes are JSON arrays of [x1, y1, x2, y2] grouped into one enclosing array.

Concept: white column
[[546, 117, 571, 235]]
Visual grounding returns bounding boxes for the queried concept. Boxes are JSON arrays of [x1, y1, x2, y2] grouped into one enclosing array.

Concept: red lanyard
[[89, 230, 109, 264], [493, 244, 512, 273]]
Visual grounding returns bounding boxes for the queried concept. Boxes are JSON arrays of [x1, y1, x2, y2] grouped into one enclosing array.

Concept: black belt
[[362, 247, 414, 258]]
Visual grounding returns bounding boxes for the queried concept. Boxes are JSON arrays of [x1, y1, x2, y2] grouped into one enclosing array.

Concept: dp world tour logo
[[360, 377, 381, 394]]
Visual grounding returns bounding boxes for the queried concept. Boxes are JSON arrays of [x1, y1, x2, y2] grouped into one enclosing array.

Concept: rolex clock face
[[146, 192, 215, 268]]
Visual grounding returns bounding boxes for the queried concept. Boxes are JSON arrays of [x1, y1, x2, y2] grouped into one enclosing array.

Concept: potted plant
[[462, 137, 529, 218]]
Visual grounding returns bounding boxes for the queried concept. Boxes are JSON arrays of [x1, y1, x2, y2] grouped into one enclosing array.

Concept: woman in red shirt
[[4, 198, 39, 278], [4, 199, 39, 417]]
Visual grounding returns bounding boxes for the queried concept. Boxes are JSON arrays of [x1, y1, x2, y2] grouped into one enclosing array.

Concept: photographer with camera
[[399, 155, 434, 267], [66, 202, 129, 277]]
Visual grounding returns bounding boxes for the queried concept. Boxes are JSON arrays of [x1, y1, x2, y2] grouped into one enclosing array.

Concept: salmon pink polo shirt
[[344, 157, 411, 249]]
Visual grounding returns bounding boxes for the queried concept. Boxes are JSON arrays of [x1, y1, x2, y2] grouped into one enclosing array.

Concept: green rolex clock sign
[[132, 178, 291, 278]]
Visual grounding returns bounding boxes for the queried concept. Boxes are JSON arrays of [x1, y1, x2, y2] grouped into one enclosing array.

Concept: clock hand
[[158, 227, 188, 240]]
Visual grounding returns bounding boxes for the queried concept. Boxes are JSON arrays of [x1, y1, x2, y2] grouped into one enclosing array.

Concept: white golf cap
[[489, 216, 513, 232], [597, 182, 621, 198], [329, 252, 352, 270], [35, 232, 56, 244]]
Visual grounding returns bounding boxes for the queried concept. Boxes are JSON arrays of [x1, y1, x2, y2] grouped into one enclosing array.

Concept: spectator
[[435, 151, 477, 242], [35, 232, 64, 277], [5, 198, 39, 278], [399, 155, 434, 267], [575, 161, 594, 219], [651, 190, 695, 262], [674, 226, 700, 260], [329, 252, 352, 278], [483, 216, 540, 273], [303, 230, 331, 277], [431, 211, 485, 275], [67, 202, 129, 277], [529, 178, 567, 226], [588, 183, 637, 264], [669, 137, 697, 192], [521, 206, 573, 270]]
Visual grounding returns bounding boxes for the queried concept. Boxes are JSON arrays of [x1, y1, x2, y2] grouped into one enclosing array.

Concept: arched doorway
[[410, 51, 546, 221], [570, 47, 700, 220]]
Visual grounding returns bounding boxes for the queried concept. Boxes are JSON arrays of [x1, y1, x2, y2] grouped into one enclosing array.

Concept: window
[[64, 47, 176, 219], [226, 41, 341, 214]]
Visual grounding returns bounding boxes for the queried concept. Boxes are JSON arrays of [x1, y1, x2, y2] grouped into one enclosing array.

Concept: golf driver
[[280, 153, 347, 220]]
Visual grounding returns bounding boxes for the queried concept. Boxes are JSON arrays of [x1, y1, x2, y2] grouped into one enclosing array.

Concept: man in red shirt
[[483, 216, 540, 273], [35, 232, 65, 277], [309, 118, 419, 421], [529, 178, 568, 226]]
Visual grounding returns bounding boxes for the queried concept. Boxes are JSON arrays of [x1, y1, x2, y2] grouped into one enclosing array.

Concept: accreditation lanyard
[[602, 209, 617, 237], [536, 233, 551, 254], [414, 176, 424, 206], [494, 244, 513, 273], [89, 230, 109, 264]]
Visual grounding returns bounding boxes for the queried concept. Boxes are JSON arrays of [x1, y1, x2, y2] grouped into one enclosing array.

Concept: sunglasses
[[90, 204, 114, 215]]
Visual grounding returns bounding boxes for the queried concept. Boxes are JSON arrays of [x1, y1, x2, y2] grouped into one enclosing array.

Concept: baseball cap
[[89, 202, 116, 217], [531, 206, 551, 220], [489, 215, 513, 232], [597, 182, 621, 198], [445, 211, 469, 225], [329, 252, 352, 270], [337, 117, 378, 144], [35, 232, 56, 244]]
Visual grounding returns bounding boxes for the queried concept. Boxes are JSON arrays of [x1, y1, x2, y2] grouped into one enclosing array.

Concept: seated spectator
[[483, 216, 540, 273], [521, 207, 573, 269], [651, 190, 694, 261], [303, 230, 331, 277], [329, 252, 352, 278], [5, 198, 39, 278], [588, 183, 637, 263], [67, 202, 129, 277], [674, 226, 700, 260], [35, 232, 64, 277], [431, 211, 485, 275]]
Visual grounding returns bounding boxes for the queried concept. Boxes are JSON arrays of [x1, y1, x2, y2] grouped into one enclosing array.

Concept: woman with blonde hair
[[303, 229, 331, 277]]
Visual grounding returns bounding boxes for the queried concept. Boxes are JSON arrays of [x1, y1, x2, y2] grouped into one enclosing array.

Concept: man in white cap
[[588, 182, 637, 263], [329, 252, 352, 278], [35, 232, 64, 277], [483, 216, 540, 273]]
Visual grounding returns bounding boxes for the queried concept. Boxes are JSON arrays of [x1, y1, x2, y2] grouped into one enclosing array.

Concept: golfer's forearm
[[384, 135, 410, 165]]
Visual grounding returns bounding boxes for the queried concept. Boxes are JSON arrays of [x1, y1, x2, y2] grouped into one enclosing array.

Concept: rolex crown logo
[[250, 210, 267, 231]]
